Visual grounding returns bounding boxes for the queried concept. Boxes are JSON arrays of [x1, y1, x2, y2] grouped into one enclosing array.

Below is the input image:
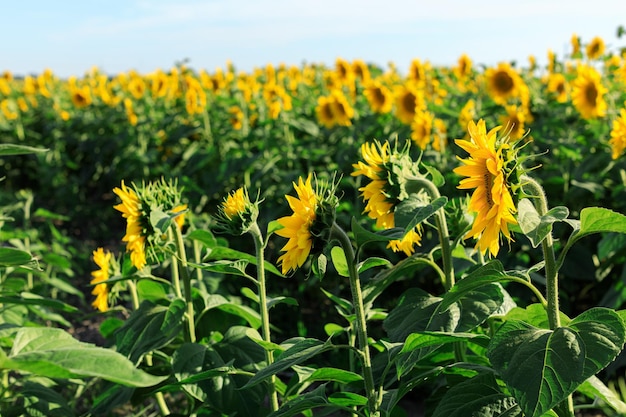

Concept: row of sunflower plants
[[1, 30, 626, 416], [63, 119, 626, 417]]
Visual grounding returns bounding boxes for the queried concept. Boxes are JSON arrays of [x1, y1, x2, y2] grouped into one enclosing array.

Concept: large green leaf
[[487, 308, 626, 417], [172, 339, 265, 416], [0, 328, 165, 387], [114, 299, 185, 363], [432, 373, 523, 417], [267, 384, 363, 417]]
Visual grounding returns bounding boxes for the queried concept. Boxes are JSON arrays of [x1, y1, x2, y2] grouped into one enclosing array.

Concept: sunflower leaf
[[517, 199, 569, 248], [395, 196, 448, 233]]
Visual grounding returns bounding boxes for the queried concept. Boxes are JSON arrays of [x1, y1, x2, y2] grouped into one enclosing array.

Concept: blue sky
[[3, 0, 626, 77]]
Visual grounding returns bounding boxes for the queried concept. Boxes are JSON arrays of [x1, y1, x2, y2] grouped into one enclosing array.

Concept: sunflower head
[[572, 65, 608, 119], [352, 139, 426, 255], [609, 108, 626, 160], [91, 247, 118, 312], [113, 178, 186, 270], [453, 119, 525, 257], [275, 174, 339, 274], [215, 187, 260, 235]]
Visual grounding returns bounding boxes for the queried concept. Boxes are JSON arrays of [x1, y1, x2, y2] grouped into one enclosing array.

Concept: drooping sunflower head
[[609, 108, 626, 160], [113, 178, 186, 270], [275, 174, 339, 274], [351, 139, 424, 255], [453, 119, 522, 257], [571, 64, 608, 119], [215, 187, 259, 235]]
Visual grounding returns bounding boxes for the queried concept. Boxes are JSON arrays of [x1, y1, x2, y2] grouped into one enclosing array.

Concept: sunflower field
[[3, 30, 626, 417]]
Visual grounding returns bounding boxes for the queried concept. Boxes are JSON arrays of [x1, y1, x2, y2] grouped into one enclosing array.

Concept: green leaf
[[351, 217, 404, 249], [432, 373, 522, 417], [267, 220, 284, 236], [187, 229, 218, 248], [304, 367, 363, 384], [244, 338, 332, 388], [394, 196, 447, 233], [0, 247, 35, 267], [149, 206, 172, 234], [357, 257, 391, 274], [0, 144, 47, 155], [136, 279, 167, 302], [579, 207, 626, 237], [518, 199, 569, 248], [0, 293, 79, 314], [439, 260, 507, 312], [114, 299, 185, 363], [172, 339, 265, 415], [487, 308, 626, 417], [200, 245, 284, 277], [330, 246, 348, 277], [401, 331, 490, 354], [578, 376, 626, 414], [328, 391, 368, 407], [0, 328, 165, 387]]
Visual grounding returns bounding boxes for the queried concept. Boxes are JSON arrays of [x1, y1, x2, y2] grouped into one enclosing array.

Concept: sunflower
[[71, 85, 92, 108], [316, 95, 337, 128], [228, 105, 244, 130], [547, 73, 569, 103], [586, 36, 605, 60], [454, 120, 518, 257], [411, 110, 434, 149], [485, 63, 521, 105], [113, 181, 148, 270], [215, 187, 258, 235], [330, 89, 354, 126], [453, 54, 473, 79], [571, 33, 581, 57], [499, 105, 526, 141], [352, 59, 371, 84], [351, 141, 422, 254], [609, 108, 626, 159], [459, 99, 477, 136], [394, 83, 424, 125], [276, 175, 318, 274], [91, 247, 112, 312], [571, 65, 607, 119], [408, 59, 426, 86], [364, 79, 393, 114]]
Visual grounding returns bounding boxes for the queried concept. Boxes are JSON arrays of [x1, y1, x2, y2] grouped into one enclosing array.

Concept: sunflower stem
[[168, 228, 184, 300], [408, 177, 454, 290], [331, 222, 379, 417], [522, 175, 574, 417], [129, 278, 170, 416], [249, 222, 279, 412], [172, 224, 196, 344]]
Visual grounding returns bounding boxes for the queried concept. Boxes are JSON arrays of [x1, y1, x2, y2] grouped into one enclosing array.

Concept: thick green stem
[[522, 176, 560, 329], [249, 223, 279, 412], [522, 176, 572, 417], [172, 225, 196, 343], [331, 223, 379, 416], [407, 177, 454, 290]]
